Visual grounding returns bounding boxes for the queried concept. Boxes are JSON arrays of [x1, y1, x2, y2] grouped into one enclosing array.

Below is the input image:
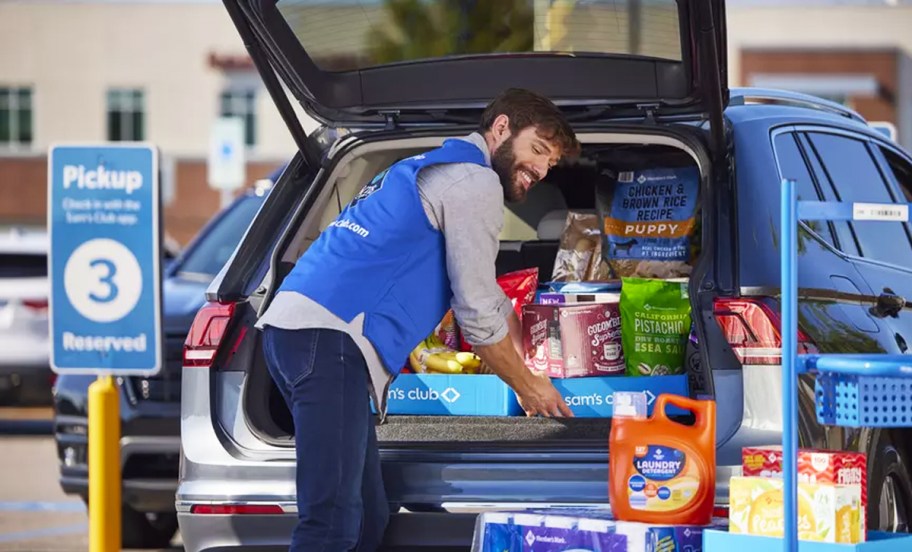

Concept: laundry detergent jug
[[609, 394, 716, 525]]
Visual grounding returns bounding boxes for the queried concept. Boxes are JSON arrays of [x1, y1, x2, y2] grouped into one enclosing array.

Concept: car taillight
[[713, 298, 817, 365], [183, 301, 236, 368], [22, 298, 48, 311], [190, 504, 285, 515]]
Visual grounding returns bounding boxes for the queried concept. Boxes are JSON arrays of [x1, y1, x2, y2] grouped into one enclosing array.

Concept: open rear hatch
[[223, 0, 728, 154], [216, 0, 729, 443]]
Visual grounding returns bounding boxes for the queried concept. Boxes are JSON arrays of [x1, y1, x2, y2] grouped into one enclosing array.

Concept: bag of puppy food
[[595, 166, 701, 279], [550, 212, 612, 282]]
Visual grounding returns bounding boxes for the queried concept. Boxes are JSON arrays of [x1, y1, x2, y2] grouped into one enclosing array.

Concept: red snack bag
[[454, 268, 540, 351], [498, 267, 539, 318]]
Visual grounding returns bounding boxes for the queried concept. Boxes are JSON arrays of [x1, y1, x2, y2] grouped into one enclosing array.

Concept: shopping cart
[[703, 180, 912, 551]]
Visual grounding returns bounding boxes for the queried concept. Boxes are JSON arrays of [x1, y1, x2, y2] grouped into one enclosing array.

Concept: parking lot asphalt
[[0, 408, 181, 552], [0, 408, 470, 552]]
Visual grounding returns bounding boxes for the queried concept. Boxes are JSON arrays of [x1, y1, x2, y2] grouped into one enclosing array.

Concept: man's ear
[[492, 114, 511, 143]]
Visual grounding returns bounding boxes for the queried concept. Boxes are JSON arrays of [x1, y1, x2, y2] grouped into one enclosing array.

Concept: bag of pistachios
[[620, 277, 692, 377]]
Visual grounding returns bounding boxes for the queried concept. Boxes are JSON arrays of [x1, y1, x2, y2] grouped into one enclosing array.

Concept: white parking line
[[0, 522, 86, 543]]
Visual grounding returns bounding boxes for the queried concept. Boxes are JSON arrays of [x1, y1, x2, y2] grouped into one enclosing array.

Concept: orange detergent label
[[627, 444, 700, 512]]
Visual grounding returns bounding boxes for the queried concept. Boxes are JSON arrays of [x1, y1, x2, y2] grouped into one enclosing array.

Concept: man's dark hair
[[480, 88, 581, 157]]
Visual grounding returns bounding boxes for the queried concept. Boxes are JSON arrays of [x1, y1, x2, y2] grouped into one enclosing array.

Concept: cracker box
[[728, 476, 863, 544], [742, 446, 867, 533], [522, 302, 624, 378]]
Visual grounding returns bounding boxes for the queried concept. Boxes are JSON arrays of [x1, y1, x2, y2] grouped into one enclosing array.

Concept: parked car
[[176, 1, 912, 550], [0, 227, 51, 405], [53, 174, 279, 548]]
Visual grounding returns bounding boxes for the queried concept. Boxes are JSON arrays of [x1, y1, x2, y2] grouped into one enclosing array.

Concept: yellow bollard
[[88, 375, 121, 552]]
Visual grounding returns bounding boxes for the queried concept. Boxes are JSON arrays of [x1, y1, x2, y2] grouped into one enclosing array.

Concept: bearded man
[[256, 88, 580, 552]]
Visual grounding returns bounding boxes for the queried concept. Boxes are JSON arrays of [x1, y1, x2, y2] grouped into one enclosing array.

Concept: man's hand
[[514, 370, 574, 418], [473, 320, 574, 418]]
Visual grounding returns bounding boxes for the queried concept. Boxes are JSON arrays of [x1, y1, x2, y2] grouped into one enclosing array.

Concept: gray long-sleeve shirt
[[256, 132, 513, 413], [416, 132, 514, 346]]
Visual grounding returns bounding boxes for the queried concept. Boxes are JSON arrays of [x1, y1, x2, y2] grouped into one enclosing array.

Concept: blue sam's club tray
[[703, 530, 912, 551], [376, 374, 523, 416], [551, 375, 689, 417]]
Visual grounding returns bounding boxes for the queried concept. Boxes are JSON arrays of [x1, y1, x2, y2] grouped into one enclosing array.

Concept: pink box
[[522, 302, 625, 378]]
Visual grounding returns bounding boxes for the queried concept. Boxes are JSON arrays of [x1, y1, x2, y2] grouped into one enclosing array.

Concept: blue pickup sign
[[48, 144, 162, 375]]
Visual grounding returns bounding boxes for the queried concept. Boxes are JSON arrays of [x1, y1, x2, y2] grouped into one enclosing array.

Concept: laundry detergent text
[[625, 444, 701, 513], [634, 445, 686, 480]]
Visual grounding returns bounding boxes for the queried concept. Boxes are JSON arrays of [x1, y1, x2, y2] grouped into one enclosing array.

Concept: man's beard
[[491, 136, 529, 203]]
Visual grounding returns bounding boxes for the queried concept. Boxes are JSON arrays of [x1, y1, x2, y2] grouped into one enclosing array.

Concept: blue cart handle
[[799, 354, 912, 377]]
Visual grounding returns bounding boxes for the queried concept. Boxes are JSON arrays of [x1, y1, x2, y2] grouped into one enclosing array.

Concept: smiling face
[[490, 124, 561, 203]]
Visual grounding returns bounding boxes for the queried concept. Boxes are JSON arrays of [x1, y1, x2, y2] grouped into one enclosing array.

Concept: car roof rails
[[729, 87, 866, 124]]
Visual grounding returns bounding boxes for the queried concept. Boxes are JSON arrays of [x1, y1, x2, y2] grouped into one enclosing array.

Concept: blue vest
[[278, 138, 490, 375]]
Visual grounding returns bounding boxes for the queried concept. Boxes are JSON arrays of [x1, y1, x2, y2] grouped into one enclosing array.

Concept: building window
[[0, 87, 33, 147], [220, 89, 256, 147], [107, 88, 144, 141]]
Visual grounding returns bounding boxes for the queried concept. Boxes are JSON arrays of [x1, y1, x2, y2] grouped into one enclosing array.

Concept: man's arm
[[507, 309, 524, 358], [473, 329, 574, 418], [430, 166, 572, 417]]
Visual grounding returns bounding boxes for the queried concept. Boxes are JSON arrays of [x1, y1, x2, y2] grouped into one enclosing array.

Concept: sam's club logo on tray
[[388, 386, 461, 403]]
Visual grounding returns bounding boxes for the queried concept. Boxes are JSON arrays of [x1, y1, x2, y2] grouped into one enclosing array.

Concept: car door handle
[[869, 288, 906, 319], [896, 333, 909, 353]]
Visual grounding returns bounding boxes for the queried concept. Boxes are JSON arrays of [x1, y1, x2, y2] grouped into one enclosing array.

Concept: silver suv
[[176, 0, 912, 550]]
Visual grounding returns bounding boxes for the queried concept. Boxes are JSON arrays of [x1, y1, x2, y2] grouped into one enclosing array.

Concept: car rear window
[[176, 195, 264, 277], [276, 0, 683, 72], [0, 253, 47, 278]]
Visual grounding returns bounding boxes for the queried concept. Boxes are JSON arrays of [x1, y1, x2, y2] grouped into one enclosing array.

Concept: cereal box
[[728, 476, 863, 544], [742, 446, 867, 533]]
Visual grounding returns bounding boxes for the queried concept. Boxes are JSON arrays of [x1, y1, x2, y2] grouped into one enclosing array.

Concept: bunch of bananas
[[409, 334, 482, 374]]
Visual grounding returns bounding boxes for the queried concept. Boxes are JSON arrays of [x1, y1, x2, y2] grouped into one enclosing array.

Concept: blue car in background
[[52, 166, 283, 549]]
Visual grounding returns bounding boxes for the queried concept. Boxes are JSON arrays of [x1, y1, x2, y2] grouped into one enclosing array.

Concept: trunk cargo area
[[240, 130, 707, 446]]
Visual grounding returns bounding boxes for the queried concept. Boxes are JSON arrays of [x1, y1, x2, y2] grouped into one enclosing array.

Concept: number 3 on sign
[[64, 238, 143, 323], [88, 258, 119, 303]]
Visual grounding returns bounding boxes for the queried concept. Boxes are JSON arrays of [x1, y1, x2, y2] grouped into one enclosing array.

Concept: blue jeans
[[262, 326, 390, 552]]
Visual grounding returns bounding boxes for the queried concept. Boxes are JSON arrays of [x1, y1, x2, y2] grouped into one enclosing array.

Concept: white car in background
[[0, 227, 51, 404]]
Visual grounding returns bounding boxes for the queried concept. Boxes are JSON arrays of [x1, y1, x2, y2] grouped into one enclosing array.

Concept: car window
[[879, 147, 912, 203], [806, 132, 912, 268], [278, 0, 684, 72], [773, 132, 836, 248], [175, 195, 264, 277], [0, 253, 47, 278], [500, 181, 569, 241]]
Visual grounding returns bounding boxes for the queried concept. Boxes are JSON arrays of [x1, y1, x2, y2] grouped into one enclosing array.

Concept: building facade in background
[[0, 0, 305, 245], [727, 0, 912, 147], [1, 0, 911, 243]]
